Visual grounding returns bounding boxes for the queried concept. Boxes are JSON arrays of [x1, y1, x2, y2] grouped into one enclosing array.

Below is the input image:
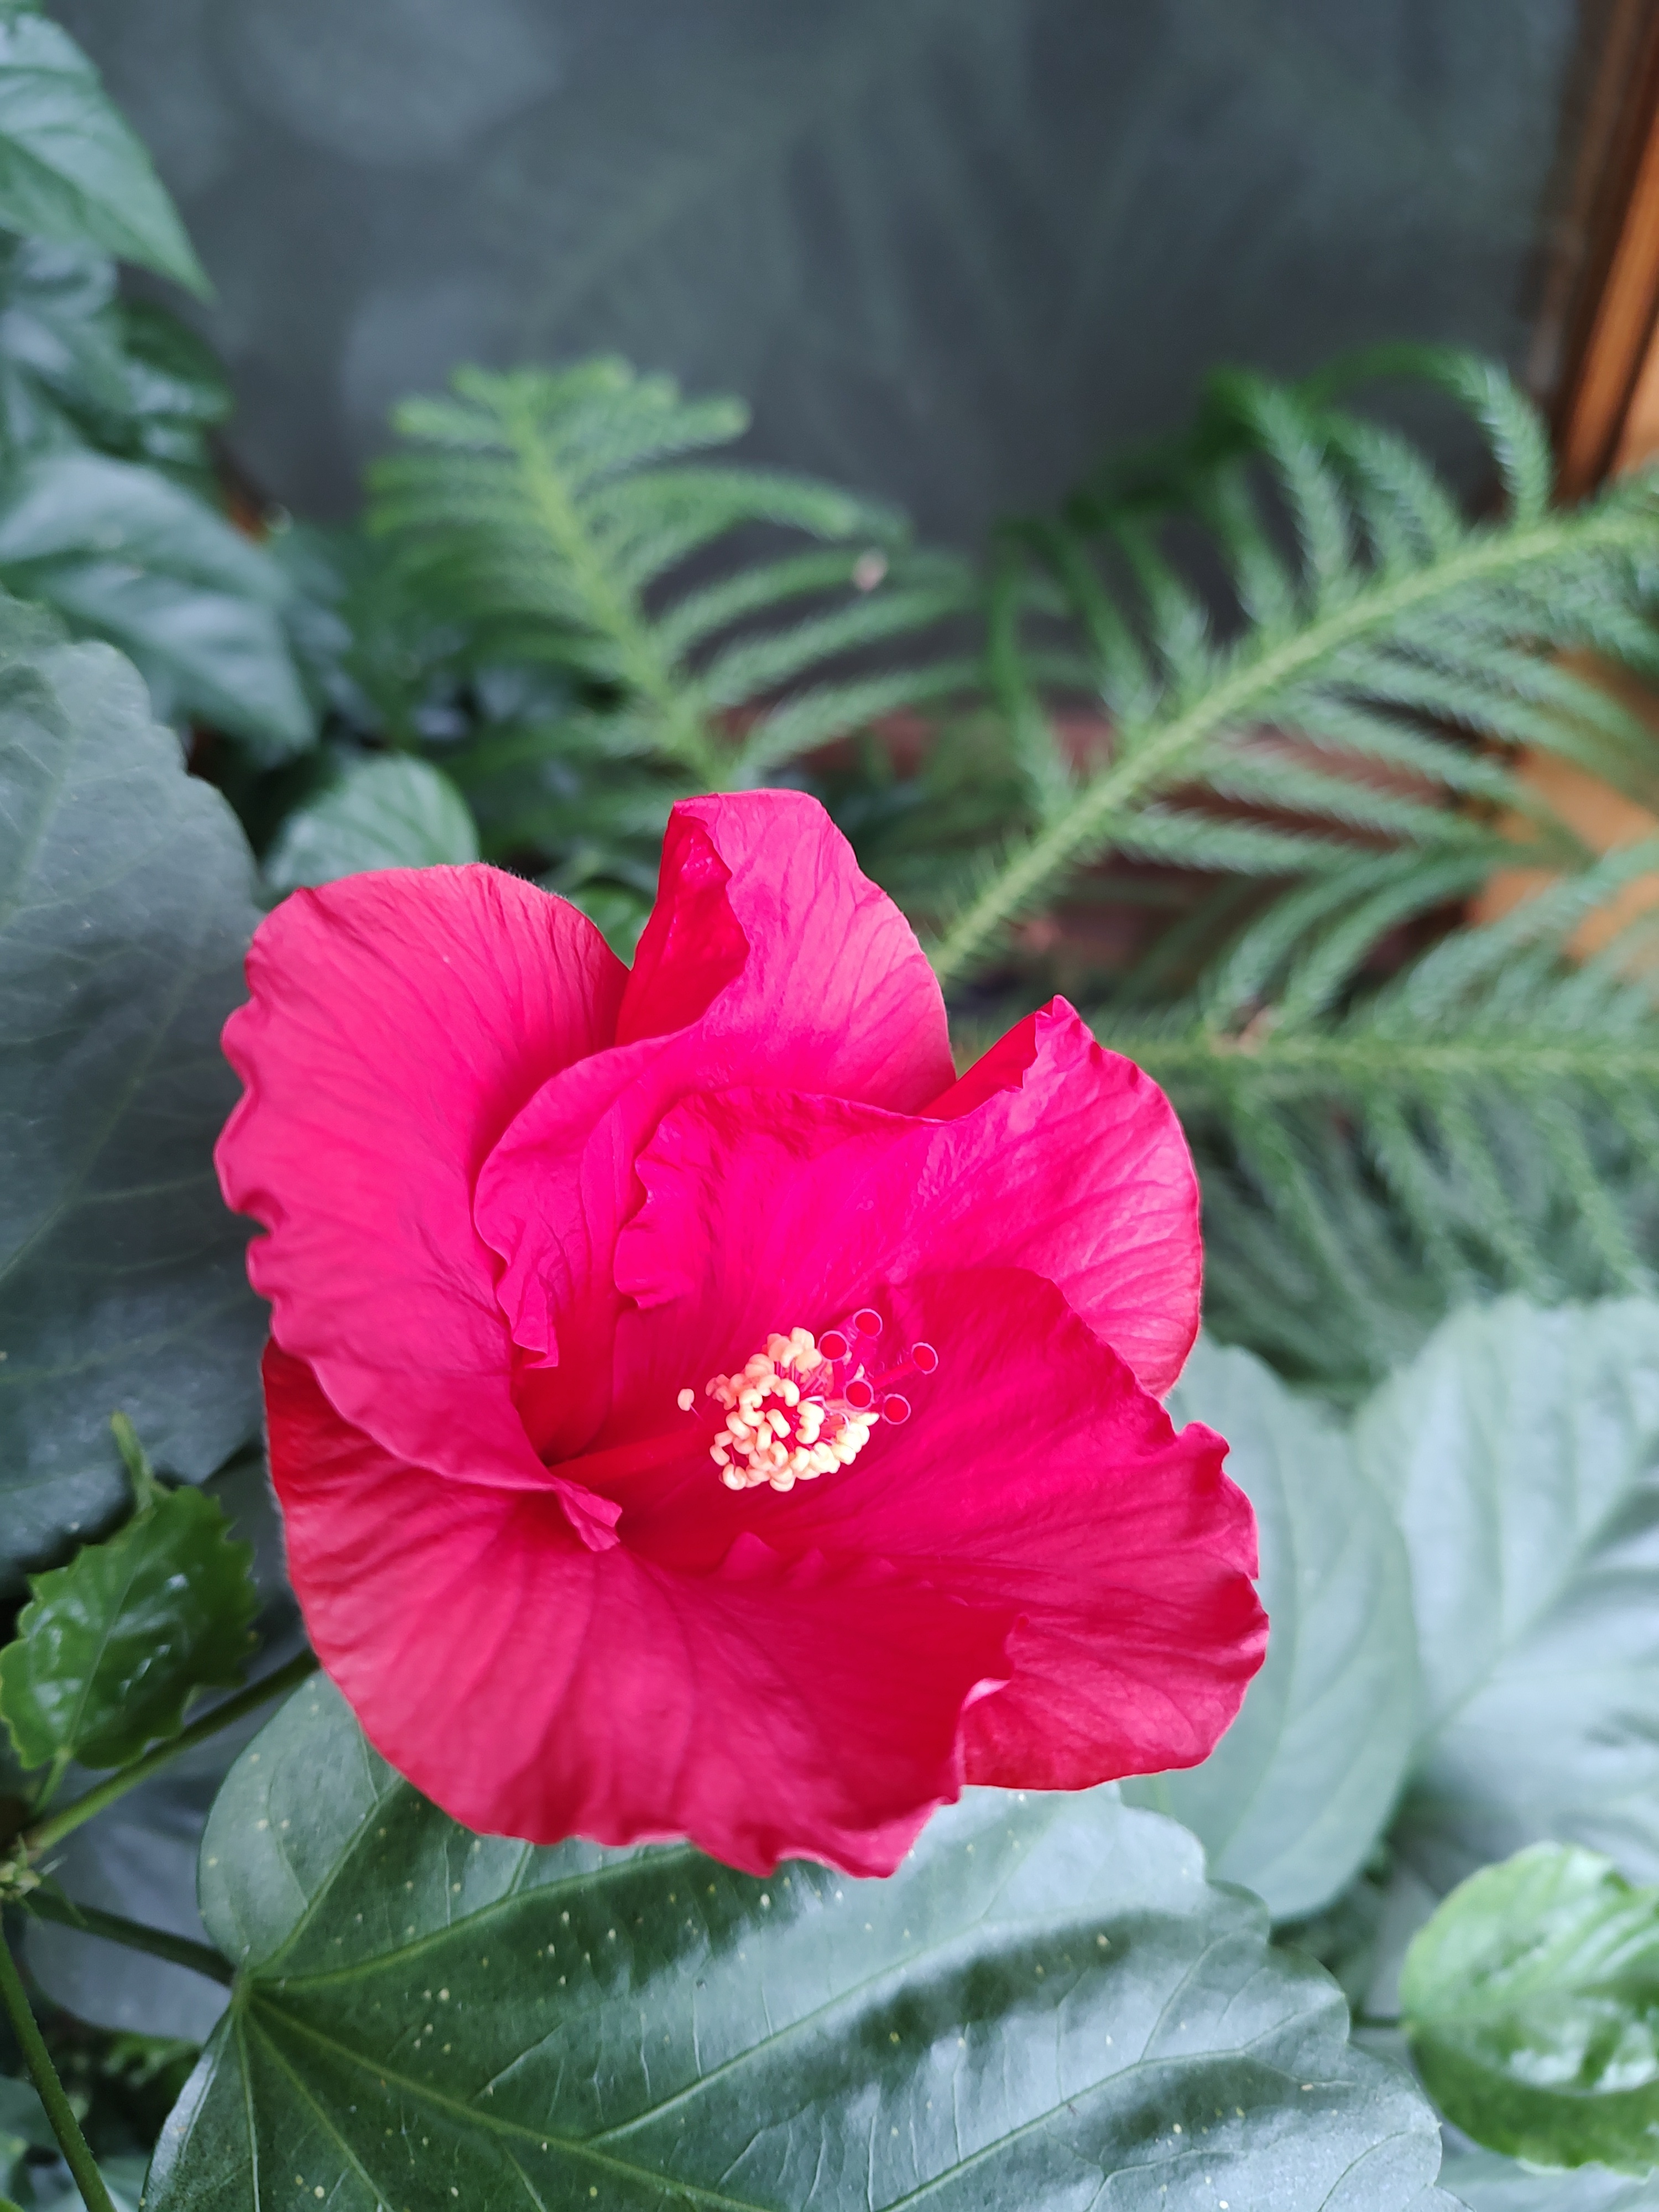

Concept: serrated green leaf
[[0, 635, 268, 1583], [0, 1431, 255, 1776], [0, 11, 206, 294], [0, 451, 311, 754], [147, 1677, 1452, 2212], [1402, 1844, 1659, 2176], [263, 754, 479, 891], [1123, 1337, 1418, 1919], [1357, 1300, 1659, 1892]]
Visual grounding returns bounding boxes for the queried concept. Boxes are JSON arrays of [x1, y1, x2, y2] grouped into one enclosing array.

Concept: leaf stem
[[501, 390, 724, 785], [22, 1650, 319, 1859], [21, 1889, 232, 1987], [0, 1928, 118, 2212]]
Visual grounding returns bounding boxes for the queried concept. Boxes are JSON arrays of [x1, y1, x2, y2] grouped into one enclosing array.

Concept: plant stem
[[23, 1649, 319, 1859], [0, 1928, 117, 2212], [21, 1890, 232, 1987]]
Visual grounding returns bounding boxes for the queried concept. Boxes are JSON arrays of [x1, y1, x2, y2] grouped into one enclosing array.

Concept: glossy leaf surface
[[148, 1679, 1453, 2211], [1440, 2144, 1659, 2209], [1402, 1844, 1659, 2176], [262, 754, 479, 891], [0, 1455, 255, 1773], [1126, 1337, 1418, 1918], [0, 633, 267, 1582]]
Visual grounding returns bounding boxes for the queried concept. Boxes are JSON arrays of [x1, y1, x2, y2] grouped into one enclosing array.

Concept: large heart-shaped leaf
[[147, 1678, 1455, 2211], [0, 9, 206, 294], [262, 753, 479, 891], [1402, 1844, 1659, 2174], [1357, 1300, 1659, 1892], [0, 632, 268, 1583], [0, 452, 312, 754], [1125, 1338, 1419, 1919]]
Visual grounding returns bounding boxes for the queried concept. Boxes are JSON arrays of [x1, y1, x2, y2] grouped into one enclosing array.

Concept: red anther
[[817, 1328, 850, 1362], [843, 1376, 875, 1411], [853, 1308, 883, 1337], [910, 1342, 938, 1375], [881, 1393, 912, 1423]]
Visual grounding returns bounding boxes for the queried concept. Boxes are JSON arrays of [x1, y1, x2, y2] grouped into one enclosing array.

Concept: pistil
[[687, 1313, 937, 1493]]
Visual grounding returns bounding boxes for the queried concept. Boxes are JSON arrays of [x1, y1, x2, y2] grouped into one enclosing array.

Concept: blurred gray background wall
[[57, 0, 1583, 540]]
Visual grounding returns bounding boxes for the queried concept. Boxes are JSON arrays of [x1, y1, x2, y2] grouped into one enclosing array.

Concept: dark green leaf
[[0, 235, 126, 448], [1402, 1844, 1659, 2175], [262, 755, 479, 891], [148, 1678, 1453, 2212], [0, 451, 311, 754], [1358, 1300, 1659, 1892], [0, 11, 206, 294], [0, 243, 222, 481], [1124, 1337, 1418, 1918], [0, 1422, 255, 1775], [0, 2074, 54, 2199], [0, 633, 268, 1583]]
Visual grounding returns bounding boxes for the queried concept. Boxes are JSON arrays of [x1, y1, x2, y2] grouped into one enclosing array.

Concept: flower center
[[679, 1308, 938, 1493]]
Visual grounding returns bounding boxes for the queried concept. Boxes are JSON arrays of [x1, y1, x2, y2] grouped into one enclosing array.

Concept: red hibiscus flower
[[216, 792, 1265, 1876]]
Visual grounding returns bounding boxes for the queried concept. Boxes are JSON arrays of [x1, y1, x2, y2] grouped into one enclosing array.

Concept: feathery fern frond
[[1087, 842, 1659, 1400], [367, 359, 977, 794], [926, 355, 1659, 987]]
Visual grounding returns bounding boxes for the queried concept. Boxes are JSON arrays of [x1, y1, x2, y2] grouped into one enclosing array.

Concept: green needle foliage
[[926, 351, 1659, 982], [912, 351, 1659, 1395], [365, 359, 977, 923], [1089, 841, 1659, 1397]]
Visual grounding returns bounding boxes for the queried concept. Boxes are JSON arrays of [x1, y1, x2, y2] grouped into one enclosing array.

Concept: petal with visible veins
[[476, 791, 952, 1458], [608, 1267, 1264, 1790], [216, 865, 624, 1532], [614, 1005, 1199, 1401], [265, 1344, 1011, 1875]]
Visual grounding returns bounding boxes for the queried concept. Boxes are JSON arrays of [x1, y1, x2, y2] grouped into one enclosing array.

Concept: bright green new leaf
[[1440, 2143, 1659, 2208], [0, 630, 268, 1583], [0, 10, 206, 294], [147, 1678, 1455, 2212], [0, 1417, 256, 1775], [1357, 1299, 1659, 1892], [1402, 1843, 1659, 2175], [1124, 1337, 1418, 1919], [0, 450, 312, 754], [263, 754, 479, 891]]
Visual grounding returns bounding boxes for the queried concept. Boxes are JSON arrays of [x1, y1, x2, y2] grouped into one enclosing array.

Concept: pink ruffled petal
[[217, 867, 625, 1516], [613, 1005, 1199, 1400], [618, 795, 952, 1093], [265, 1345, 1012, 1875], [612, 1268, 1265, 1788], [926, 1001, 1200, 1393], [474, 792, 953, 1455]]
